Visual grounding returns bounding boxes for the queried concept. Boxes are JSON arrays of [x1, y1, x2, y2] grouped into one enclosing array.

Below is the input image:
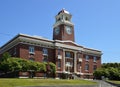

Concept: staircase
[[72, 73, 82, 80]]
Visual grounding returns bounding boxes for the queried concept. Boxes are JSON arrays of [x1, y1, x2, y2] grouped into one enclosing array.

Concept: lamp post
[[29, 70, 34, 78]]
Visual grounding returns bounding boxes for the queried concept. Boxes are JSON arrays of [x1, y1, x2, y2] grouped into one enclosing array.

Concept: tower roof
[[58, 8, 70, 15]]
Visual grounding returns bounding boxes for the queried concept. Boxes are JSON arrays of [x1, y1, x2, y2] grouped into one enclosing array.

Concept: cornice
[[0, 34, 102, 56], [0, 38, 20, 54], [53, 20, 74, 28]]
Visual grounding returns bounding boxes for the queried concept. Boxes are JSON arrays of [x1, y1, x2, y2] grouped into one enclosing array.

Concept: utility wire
[[0, 32, 15, 37]]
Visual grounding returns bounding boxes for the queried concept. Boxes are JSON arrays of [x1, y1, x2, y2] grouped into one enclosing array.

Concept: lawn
[[108, 80, 120, 85], [0, 78, 97, 87]]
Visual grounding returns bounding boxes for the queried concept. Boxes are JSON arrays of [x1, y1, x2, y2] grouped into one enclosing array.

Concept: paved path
[[96, 80, 117, 87]]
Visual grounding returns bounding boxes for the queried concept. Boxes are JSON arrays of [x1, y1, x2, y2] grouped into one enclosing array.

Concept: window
[[58, 49, 61, 55], [43, 48, 48, 55], [57, 18, 60, 22], [43, 56, 48, 62], [29, 46, 34, 54], [65, 52, 71, 58], [65, 17, 68, 20], [66, 62, 72, 67], [78, 54, 81, 58], [14, 48, 16, 55], [85, 55, 89, 61], [93, 56, 97, 62], [29, 58, 35, 61], [29, 54, 35, 61], [85, 64, 89, 71], [93, 65, 97, 71], [58, 60, 61, 68]]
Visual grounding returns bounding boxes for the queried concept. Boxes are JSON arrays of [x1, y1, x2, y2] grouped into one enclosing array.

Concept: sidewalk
[[96, 80, 117, 87]]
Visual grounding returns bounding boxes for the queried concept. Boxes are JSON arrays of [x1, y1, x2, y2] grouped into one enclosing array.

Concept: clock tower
[[53, 9, 75, 42]]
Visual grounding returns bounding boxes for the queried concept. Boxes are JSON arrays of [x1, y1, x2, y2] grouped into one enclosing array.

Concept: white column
[[63, 49, 65, 72], [74, 51, 77, 73], [80, 66, 82, 73]]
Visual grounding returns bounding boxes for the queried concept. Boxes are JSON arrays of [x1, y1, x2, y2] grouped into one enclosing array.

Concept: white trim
[[0, 33, 102, 57], [55, 42, 83, 51], [0, 39, 20, 54], [55, 40, 80, 46], [53, 20, 74, 28], [19, 33, 53, 42]]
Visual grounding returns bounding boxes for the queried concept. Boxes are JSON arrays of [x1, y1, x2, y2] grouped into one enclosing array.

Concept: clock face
[[66, 26, 72, 34], [54, 27, 60, 35]]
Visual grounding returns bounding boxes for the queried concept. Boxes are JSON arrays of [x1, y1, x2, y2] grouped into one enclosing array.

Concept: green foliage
[[107, 67, 120, 80], [102, 63, 120, 68], [44, 62, 56, 74], [0, 57, 56, 76], [35, 62, 46, 72], [0, 52, 11, 61], [94, 63, 120, 80], [0, 58, 21, 72], [0, 53, 56, 78], [93, 68, 109, 79], [28, 61, 46, 72], [49, 62, 56, 74]]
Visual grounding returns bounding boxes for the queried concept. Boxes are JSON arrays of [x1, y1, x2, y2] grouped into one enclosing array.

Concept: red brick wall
[[19, 43, 55, 63], [81, 54, 101, 74], [53, 24, 75, 42]]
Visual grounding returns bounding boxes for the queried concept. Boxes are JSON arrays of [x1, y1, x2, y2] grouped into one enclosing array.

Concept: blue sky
[[0, 0, 120, 63]]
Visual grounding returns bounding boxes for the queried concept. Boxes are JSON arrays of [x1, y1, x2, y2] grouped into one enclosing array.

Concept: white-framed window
[[66, 62, 73, 67], [65, 52, 71, 58], [43, 48, 48, 55], [14, 48, 17, 55], [58, 60, 61, 68], [29, 54, 35, 61], [58, 49, 61, 55], [93, 65, 97, 71], [93, 56, 97, 62], [29, 57, 35, 61], [85, 55, 89, 61], [29, 46, 35, 54], [78, 54, 81, 58], [43, 56, 48, 62], [85, 64, 89, 71]]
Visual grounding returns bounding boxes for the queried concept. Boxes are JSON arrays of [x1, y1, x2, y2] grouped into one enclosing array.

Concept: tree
[[0, 52, 11, 61], [0, 58, 22, 73], [35, 62, 46, 72], [93, 68, 109, 79], [108, 67, 120, 80], [49, 62, 56, 74], [94, 63, 120, 80], [0, 57, 56, 78]]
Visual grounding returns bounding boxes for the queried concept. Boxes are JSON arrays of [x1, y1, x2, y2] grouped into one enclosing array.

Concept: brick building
[[0, 9, 102, 79]]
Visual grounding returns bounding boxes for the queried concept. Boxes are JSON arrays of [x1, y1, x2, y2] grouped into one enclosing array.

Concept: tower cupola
[[53, 9, 75, 42]]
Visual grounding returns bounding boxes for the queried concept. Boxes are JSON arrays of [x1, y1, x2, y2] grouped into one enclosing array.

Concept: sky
[[0, 0, 120, 63]]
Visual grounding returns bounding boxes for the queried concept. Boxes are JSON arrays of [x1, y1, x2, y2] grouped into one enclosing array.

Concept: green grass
[[108, 80, 120, 85], [0, 78, 97, 87]]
